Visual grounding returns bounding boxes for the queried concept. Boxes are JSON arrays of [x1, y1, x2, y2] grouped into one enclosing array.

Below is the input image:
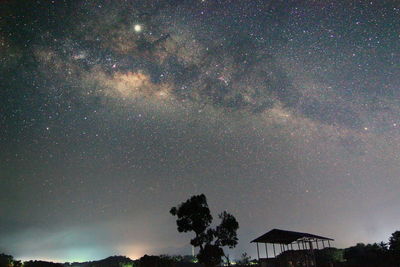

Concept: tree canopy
[[170, 194, 239, 267]]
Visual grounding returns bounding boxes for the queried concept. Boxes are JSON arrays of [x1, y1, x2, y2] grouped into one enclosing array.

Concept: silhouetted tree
[[160, 254, 197, 264], [315, 247, 344, 265], [389, 230, 400, 262], [0, 253, 23, 267], [139, 254, 175, 267], [180, 255, 197, 263], [0, 253, 13, 267], [236, 252, 251, 266], [223, 254, 231, 266], [23, 260, 63, 267], [344, 242, 389, 267], [170, 194, 239, 267]]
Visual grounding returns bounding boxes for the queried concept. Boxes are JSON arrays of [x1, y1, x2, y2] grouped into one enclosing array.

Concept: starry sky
[[1, 0, 399, 263]]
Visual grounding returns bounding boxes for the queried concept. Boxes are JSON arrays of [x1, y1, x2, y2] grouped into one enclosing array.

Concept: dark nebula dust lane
[[1, 0, 399, 262]]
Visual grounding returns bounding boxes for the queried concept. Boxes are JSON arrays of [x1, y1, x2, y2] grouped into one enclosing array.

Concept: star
[[134, 24, 143, 33]]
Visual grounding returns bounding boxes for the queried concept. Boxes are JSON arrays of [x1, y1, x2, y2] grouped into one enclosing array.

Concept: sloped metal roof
[[251, 229, 334, 244]]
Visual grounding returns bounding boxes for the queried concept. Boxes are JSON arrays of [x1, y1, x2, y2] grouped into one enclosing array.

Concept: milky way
[[1, 0, 399, 262]]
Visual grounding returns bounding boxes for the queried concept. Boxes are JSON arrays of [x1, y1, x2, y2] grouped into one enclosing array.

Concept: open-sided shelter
[[251, 229, 334, 267]]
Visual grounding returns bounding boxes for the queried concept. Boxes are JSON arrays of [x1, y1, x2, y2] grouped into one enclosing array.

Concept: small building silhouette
[[251, 229, 334, 267]]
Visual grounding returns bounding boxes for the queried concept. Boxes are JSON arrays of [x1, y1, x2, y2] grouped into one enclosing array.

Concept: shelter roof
[[251, 229, 334, 244]]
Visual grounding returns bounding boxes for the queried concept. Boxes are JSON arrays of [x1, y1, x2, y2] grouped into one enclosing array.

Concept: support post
[[256, 242, 260, 261], [289, 243, 294, 266], [265, 243, 268, 258], [309, 241, 316, 267], [302, 241, 308, 267], [273, 243, 276, 257]]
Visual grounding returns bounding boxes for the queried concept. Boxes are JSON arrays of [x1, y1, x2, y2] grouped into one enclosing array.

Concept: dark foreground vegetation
[[0, 254, 199, 267], [1, 196, 399, 267], [1, 229, 400, 267]]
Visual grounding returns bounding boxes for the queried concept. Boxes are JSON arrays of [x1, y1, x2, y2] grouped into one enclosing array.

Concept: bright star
[[134, 24, 142, 33]]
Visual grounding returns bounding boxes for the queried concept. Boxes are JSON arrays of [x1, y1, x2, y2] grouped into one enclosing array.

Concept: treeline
[[341, 235, 400, 266], [314, 230, 400, 267], [0, 254, 198, 267], [1, 230, 399, 267]]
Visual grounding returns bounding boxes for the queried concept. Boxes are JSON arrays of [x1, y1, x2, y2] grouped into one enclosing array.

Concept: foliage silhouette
[[314, 247, 343, 265], [344, 242, 390, 267], [23, 260, 64, 267], [0, 253, 22, 267], [0, 253, 13, 267], [236, 252, 251, 266], [389, 230, 400, 262], [139, 254, 174, 267], [170, 194, 239, 267]]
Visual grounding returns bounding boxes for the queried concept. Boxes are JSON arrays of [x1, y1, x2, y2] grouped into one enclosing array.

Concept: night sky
[[1, 0, 399, 262]]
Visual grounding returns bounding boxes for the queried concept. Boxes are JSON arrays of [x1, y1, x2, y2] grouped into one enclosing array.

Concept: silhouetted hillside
[[63, 255, 201, 267], [65, 256, 135, 267]]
